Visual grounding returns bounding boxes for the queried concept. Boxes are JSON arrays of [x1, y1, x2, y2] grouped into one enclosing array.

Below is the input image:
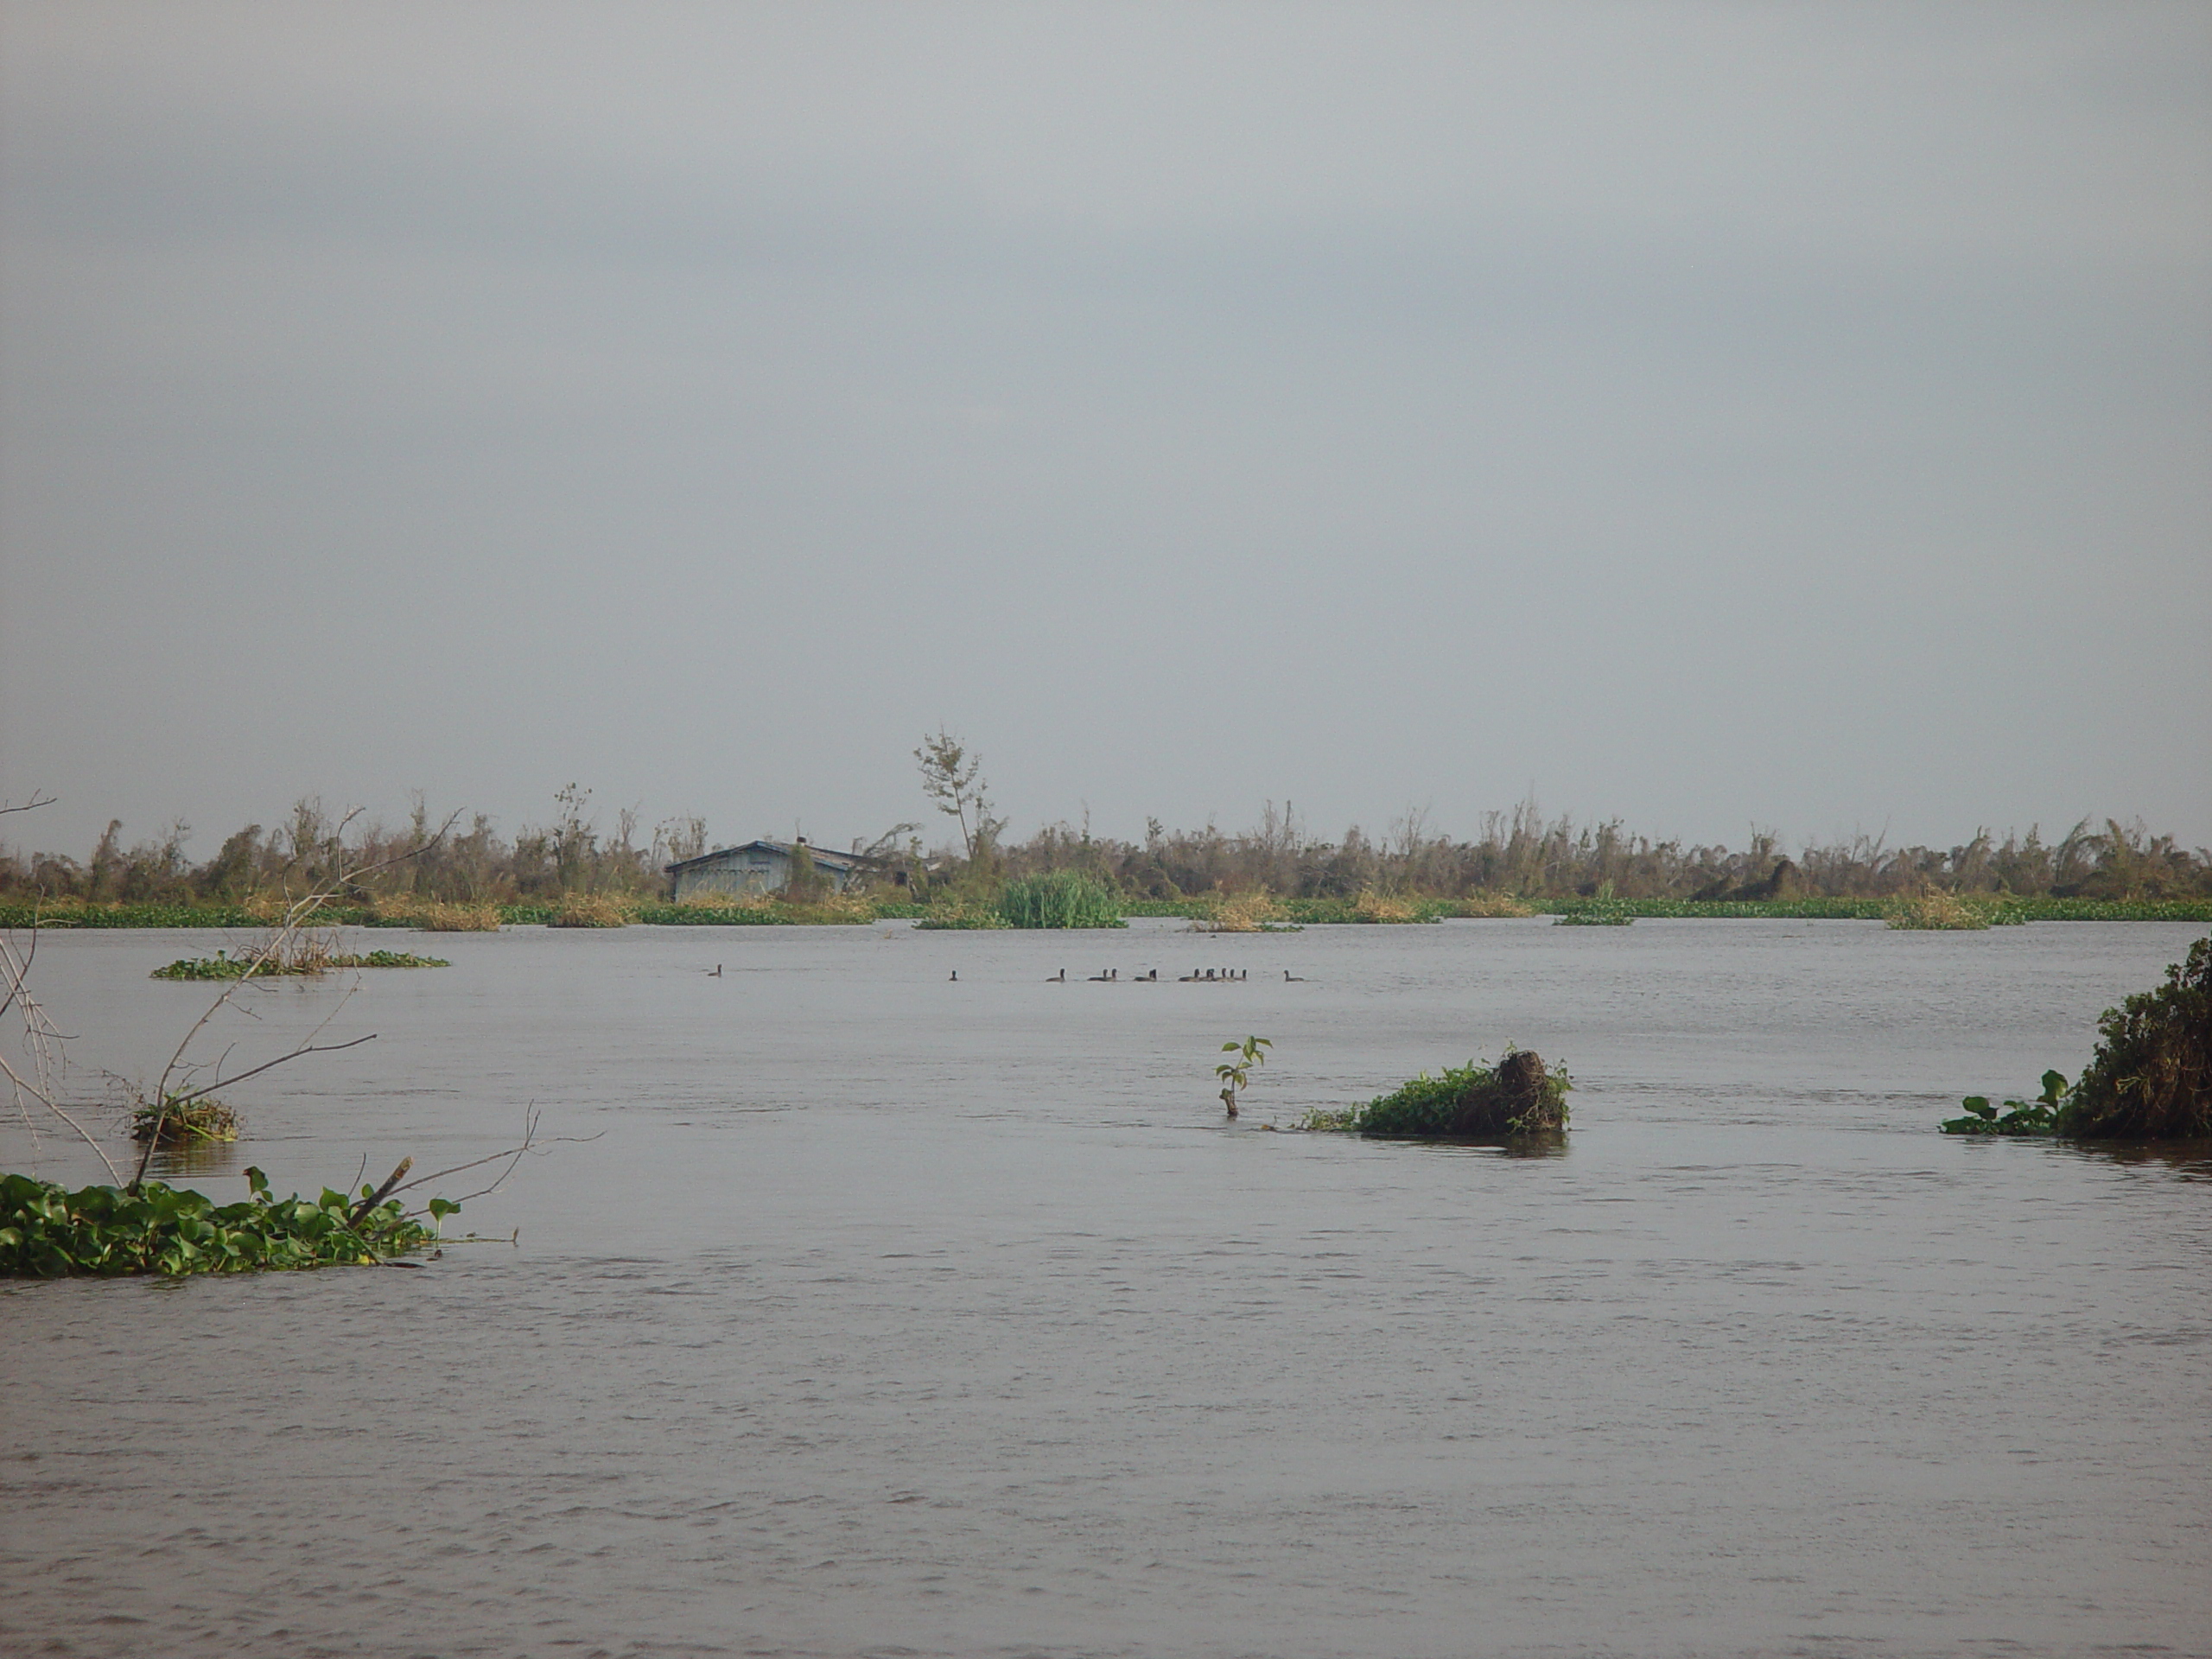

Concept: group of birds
[[710, 962, 1309, 984], [1027, 967, 1304, 982]]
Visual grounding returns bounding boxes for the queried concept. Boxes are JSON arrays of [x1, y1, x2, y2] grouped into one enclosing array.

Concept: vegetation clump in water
[[0, 1166, 454, 1277], [1939, 937, 2209, 1142], [368, 897, 501, 931], [2056, 935, 2211, 1141], [1886, 888, 1991, 930], [150, 947, 449, 980], [129, 1093, 240, 1145], [1556, 884, 1634, 925], [1300, 1049, 1570, 1139]]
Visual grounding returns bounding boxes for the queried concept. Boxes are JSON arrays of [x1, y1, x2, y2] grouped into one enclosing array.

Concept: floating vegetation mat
[[0, 1168, 452, 1277], [150, 950, 449, 980]]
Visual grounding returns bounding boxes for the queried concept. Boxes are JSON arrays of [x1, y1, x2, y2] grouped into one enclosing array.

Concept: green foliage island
[[1303, 1050, 1572, 1140], [1943, 936, 2211, 1142]]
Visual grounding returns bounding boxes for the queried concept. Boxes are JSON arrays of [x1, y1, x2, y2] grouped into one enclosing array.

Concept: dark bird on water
[[708, 964, 722, 977], [950, 969, 958, 982], [1284, 970, 1303, 981]]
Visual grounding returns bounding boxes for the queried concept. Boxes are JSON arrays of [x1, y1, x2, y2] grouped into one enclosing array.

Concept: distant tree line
[[0, 788, 705, 907], [3, 787, 2205, 906], [982, 802, 2210, 903]]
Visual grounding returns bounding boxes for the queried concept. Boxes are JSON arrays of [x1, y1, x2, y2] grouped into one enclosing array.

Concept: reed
[[996, 870, 1127, 929]]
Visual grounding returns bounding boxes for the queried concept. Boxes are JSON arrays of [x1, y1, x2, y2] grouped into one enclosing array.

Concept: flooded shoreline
[[4, 920, 2208, 1657]]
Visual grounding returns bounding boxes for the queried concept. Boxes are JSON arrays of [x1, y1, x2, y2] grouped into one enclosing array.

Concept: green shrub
[[995, 871, 1127, 929], [2056, 935, 2212, 1141]]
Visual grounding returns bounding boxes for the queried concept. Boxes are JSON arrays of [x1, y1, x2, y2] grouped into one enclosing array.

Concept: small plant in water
[[1216, 1034, 1270, 1118], [1941, 1070, 2068, 1136]]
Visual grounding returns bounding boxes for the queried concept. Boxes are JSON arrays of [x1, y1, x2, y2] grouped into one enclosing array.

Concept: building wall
[[670, 846, 856, 899]]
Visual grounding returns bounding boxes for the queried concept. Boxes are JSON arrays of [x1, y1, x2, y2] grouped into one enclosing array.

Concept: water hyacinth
[[1, 1167, 454, 1278]]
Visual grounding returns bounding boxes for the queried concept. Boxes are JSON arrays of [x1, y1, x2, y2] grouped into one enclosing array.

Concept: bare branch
[[160, 1033, 378, 1108], [387, 1109, 601, 1209], [347, 1156, 413, 1224]]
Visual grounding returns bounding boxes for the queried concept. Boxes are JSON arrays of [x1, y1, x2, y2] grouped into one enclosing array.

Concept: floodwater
[[2, 918, 2207, 1659]]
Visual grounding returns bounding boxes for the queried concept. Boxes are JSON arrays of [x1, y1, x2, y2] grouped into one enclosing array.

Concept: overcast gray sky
[[3, 1, 2208, 860]]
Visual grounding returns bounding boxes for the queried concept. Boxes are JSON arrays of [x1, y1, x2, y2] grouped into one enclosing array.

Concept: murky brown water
[[3, 919, 2208, 1658]]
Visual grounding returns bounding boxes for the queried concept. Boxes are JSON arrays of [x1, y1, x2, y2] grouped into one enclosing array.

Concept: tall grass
[[996, 870, 1127, 929], [368, 897, 501, 931], [547, 893, 633, 929]]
